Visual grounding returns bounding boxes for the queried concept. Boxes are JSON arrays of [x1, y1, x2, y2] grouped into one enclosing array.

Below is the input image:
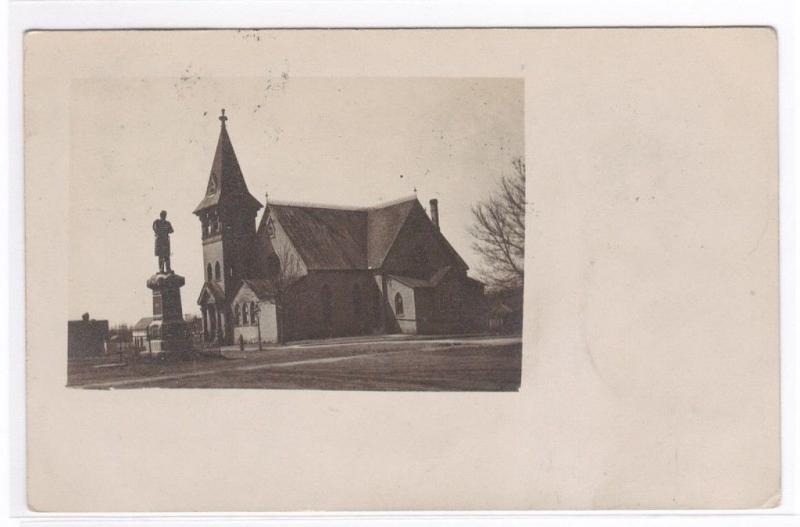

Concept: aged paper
[[25, 28, 779, 511]]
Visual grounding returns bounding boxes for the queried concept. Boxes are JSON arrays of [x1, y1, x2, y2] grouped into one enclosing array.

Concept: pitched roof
[[196, 280, 227, 305], [366, 198, 418, 269], [240, 279, 276, 300], [428, 265, 452, 286], [260, 196, 419, 271], [386, 274, 431, 288], [133, 317, 154, 331], [193, 113, 262, 214], [387, 266, 453, 289], [269, 204, 367, 270]]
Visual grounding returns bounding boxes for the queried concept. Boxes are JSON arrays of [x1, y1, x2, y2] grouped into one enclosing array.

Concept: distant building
[[67, 313, 109, 358], [184, 313, 204, 339], [132, 317, 154, 350], [487, 288, 524, 334], [133, 315, 201, 350], [194, 111, 486, 345]]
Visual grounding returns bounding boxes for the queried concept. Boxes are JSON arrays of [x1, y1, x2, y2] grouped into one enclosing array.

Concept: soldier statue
[[153, 210, 174, 273]]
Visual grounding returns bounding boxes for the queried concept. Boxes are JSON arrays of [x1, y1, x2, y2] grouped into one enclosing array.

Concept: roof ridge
[[268, 200, 366, 212], [365, 194, 419, 210], [267, 194, 418, 212]]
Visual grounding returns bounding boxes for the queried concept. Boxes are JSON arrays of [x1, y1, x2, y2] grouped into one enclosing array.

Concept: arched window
[[242, 302, 249, 325], [250, 302, 257, 325], [214, 262, 221, 281], [352, 284, 362, 317], [206, 263, 213, 282], [394, 292, 404, 316], [234, 304, 241, 326]]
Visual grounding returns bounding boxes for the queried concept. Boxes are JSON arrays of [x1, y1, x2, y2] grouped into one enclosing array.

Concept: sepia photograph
[[23, 27, 781, 512], [64, 76, 525, 390]]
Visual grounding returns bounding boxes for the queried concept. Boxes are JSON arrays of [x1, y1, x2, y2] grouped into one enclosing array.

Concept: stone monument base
[[145, 319, 191, 355], [145, 271, 192, 356]]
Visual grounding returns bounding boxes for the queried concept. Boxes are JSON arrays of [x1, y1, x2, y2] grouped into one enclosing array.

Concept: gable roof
[[133, 317, 154, 331], [193, 112, 262, 214], [386, 274, 431, 289], [366, 198, 418, 269], [238, 279, 276, 300], [259, 196, 419, 271], [196, 280, 227, 305], [268, 204, 367, 270], [387, 266, 454, 289], [257, 194, 473, 276]]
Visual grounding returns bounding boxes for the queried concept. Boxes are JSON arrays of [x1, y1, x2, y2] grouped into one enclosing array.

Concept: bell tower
[[193, 110, 262, 343]]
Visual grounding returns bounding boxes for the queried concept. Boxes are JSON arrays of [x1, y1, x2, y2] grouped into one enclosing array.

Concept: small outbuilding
[[231, 279, 279, 345], [67, 313, 109, 358]]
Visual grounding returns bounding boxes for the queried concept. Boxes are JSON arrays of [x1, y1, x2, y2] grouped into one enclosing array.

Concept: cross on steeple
[[219, 108, 228, 126]]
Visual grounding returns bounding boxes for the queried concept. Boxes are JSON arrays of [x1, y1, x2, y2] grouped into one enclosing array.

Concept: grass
[[67, 337, 522, 392]]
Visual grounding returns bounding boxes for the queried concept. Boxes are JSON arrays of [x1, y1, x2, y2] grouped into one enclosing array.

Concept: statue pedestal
[[145, 272, 191, 354]]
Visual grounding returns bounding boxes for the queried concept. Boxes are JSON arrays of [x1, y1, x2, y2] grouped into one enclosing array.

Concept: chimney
[[429, 199, 439, 230]]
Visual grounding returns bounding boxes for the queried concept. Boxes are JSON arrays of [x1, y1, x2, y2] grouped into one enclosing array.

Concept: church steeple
[[193, 110, 264, 321], [193, 109, 262, 214]]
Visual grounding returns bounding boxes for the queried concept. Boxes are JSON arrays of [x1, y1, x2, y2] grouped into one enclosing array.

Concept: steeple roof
[[193, 109, 263, 214]]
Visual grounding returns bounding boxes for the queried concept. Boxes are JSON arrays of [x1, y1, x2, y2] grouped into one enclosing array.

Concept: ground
[[67, 335, 522, 391]]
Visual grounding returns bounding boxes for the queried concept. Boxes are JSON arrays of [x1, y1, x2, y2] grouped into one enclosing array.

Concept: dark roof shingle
[[270, 205, 367, 270], [262, 196, 419, 271], [366, 199, 417, 269], [240, 279, 276, 300], [261, 196, 467, 275], [194, 122, 262, 214]]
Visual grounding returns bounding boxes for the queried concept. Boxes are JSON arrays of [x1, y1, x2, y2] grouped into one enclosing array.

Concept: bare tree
[[470, 157, 526, 290]]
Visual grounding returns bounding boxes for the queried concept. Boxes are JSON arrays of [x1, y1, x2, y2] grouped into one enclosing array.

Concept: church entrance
[[202, 303, 220, 344]]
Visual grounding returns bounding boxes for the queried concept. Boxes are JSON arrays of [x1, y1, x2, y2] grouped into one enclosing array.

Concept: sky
[[68, 77, 524, 325]]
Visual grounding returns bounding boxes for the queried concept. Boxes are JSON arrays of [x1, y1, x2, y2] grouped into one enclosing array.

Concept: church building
[[195, 111, 486, 345]]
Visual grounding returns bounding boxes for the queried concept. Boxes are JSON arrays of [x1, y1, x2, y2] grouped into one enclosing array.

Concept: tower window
[[394, 292, 404, 316], [214, 262, 221, 281], [206, 263, 213, 282]]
